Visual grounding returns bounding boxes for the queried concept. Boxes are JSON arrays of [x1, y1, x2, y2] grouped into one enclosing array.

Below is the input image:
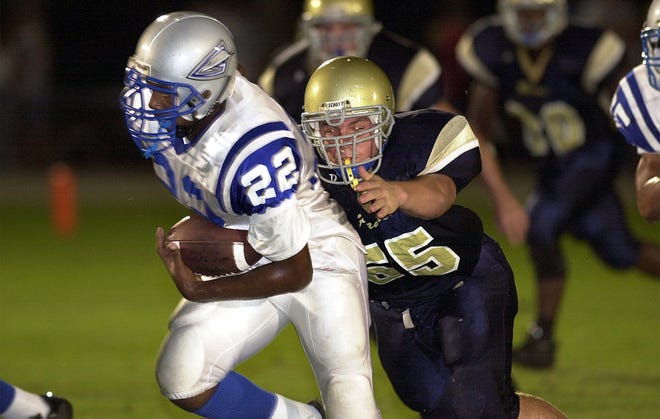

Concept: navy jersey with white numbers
[[260, 29, 443, 123], [322, 110, 484, 302], [457, 17, 625, 158]]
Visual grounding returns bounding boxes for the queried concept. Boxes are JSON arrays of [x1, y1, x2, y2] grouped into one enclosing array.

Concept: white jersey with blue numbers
[[151, 74, 361, 261], [610, 64, 660, 154]]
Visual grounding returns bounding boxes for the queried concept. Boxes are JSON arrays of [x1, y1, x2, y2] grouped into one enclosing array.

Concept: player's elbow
[[282, 245, 314, 292]]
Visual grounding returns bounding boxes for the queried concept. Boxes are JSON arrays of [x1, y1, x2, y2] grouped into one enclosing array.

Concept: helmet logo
[[321, 100, 349, 111], [188, 41, 233, 80]]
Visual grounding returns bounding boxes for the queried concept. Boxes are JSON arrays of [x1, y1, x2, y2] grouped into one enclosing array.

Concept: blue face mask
[[642, 26, 660, 90], [120, 67, 204, 158]]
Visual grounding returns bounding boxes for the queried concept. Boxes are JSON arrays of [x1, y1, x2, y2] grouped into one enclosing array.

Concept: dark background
[[0, 0, 648, 170]]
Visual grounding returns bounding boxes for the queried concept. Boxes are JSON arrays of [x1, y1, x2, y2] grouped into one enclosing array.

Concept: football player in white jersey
[[0, 379, 71, 418], [120, 11, 379, 419], [610, 0, 660, 222]]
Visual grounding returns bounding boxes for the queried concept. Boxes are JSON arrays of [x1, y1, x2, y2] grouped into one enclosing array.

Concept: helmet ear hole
[[202, 90, 212, 100]]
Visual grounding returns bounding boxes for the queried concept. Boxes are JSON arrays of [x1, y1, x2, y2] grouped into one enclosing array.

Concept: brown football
[[165, 213, 263, 276]]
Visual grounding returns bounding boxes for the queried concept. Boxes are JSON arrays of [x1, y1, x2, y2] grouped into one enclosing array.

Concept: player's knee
[[436, 308, 488, 366], [592, 242, 638, 270], [448, 365, 505, 419], [324, 373, 374, 411], [527, 220, 559, 247], [436, 315, 466, 365], [529, 243, 566, 279], [156, 327, 206, 398]]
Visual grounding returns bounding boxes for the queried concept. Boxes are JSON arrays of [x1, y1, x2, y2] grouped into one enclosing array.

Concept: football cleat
[[34, 392, 73, 419], [512, 330, 556, 369]]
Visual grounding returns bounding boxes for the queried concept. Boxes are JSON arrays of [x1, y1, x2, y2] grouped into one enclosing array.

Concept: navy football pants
[[370, 236, 519, 418]]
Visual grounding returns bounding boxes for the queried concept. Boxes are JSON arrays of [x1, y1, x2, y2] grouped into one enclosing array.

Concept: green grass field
[[1, 168, 658, 418]]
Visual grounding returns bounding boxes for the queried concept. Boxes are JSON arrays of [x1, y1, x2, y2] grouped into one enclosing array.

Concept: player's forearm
[[396, 174, 457, 219], [477, 138, 519, 208], [188, 248, 313, 302], [465, 83, 518, 208]]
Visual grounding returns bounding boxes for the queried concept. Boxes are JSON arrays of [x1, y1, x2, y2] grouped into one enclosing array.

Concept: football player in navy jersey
[[259, 0, 450, 123], [611, 0, 660, 222], [456, 0, 660, 369], [302, 56, 566, 419], [120, 12, 380, 419]]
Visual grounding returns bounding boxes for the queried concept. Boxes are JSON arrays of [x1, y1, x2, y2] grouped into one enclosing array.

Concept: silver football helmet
[[498, 0, 568, 49], [301, 0, 377, 70], [642, 0, 660, 90], [301, 56, 394, 187], [120, 11, 238, 157]]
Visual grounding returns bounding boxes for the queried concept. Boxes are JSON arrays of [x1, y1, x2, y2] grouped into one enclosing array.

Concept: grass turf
[[0, 169, 658, 418]]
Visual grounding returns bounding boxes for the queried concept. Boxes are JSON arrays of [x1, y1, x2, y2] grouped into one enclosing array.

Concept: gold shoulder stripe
[[397, 49, 441, 111], [456, 19, 499, 88], [581, 30, 625, 93], [420, 115, 480, 176]]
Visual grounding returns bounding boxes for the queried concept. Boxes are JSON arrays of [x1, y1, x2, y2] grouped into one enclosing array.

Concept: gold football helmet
[[301, 0, 376, 69], [302, 56, 394, 186], [498, 0, 568, 49]]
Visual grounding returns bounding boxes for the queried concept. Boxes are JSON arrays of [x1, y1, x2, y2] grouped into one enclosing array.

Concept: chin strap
[[344, 158, 359, 190], [142, 142, 160, 159]]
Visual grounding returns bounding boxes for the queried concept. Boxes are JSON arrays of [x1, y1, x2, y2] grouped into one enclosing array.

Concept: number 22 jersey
[[149, 74, 361, 262]]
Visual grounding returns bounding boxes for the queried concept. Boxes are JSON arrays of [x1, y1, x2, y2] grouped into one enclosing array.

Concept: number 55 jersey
[[321, 111, 486, 302], [321, 110, 521, 416]]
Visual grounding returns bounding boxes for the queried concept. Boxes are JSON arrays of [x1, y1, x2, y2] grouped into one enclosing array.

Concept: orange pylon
[[48, 162, 78, 237]]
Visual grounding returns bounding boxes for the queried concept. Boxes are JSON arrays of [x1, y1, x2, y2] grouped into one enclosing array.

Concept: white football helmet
[[498, 0, 568, 49], [301, 0, 377, 70], [642, 0, 660, 90], [120, 11, 238, 157], [301, 56, 394, 187]]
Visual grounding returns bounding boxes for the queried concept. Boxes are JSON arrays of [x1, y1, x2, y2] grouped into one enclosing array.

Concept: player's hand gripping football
[[156, 226, 202, 300]]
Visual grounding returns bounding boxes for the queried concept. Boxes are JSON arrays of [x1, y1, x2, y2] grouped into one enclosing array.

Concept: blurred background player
[[456, 0, 660, 369], [120, 11, 379, 418], [302, 56, 566, 418], [258, 0, 449, 123], [611, 0, 660, 223], [0, 379, 72, 419]]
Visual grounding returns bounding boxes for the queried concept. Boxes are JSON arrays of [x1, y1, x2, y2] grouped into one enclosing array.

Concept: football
[[165, 213, 263, 276]]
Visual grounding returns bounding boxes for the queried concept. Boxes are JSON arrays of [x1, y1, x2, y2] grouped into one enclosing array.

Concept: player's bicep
[[422, 115, 481, 191]]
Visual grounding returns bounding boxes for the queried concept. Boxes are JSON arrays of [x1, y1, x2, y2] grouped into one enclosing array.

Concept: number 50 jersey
[[150, 74, 361, 262], [457, 16, 626, 158]]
